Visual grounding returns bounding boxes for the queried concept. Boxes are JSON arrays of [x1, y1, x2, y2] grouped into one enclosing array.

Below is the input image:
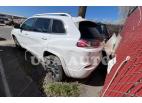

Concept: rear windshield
[[79, 21, 105, 40]]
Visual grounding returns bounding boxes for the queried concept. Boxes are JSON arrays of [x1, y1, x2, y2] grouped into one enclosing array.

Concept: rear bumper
[[67, 62, 101, 78], [66, 50, 102, 78]]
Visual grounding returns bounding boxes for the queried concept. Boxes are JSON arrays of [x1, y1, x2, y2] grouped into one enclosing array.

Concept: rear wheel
[[43, 55, 65, 84]]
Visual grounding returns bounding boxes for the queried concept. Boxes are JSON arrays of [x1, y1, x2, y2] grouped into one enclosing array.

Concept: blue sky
[[0, 6, 119, 22]]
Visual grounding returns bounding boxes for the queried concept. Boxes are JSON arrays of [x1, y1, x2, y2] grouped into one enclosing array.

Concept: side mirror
[[14, 24, 21, 29]]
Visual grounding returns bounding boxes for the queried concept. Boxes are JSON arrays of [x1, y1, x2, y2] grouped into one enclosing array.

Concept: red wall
[[100, 7, 142, 97]]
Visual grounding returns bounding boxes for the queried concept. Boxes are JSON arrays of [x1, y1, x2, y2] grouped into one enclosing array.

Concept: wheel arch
[[43, 50, 69, 76]]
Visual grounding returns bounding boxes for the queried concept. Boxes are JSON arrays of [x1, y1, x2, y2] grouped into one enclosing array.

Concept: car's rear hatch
[[76, 21, 106, 48]]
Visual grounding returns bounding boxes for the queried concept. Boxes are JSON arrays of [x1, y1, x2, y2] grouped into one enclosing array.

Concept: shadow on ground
[[0, 37, 6, 41], [0, 45, 45, 96], [66, 62, 107, 86]]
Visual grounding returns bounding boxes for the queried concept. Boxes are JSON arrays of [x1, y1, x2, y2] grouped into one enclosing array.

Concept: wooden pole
[[78, 6, 87, 18]]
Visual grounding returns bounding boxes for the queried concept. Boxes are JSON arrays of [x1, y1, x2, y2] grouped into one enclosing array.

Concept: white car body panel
[[11, 13, 103, 78]]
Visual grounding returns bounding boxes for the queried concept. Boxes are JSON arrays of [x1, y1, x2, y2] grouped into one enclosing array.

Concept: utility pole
[[78, 6, 87, 18]]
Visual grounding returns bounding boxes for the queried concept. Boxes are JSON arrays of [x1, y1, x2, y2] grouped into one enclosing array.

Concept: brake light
[[77, 39, 101, 48], [77, 39, 90, 47]]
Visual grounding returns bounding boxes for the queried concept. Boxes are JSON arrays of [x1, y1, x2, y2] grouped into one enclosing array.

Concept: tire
[[13, 36, 21, 48], [43, 55, 65, 83]]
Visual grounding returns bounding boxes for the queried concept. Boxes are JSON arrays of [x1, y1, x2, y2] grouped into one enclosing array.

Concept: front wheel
[[43, 55, 65, 83]]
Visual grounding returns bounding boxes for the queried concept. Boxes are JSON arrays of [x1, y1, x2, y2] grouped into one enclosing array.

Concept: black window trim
[[20, 17, 66, 34], [50, 18, 66, 34]]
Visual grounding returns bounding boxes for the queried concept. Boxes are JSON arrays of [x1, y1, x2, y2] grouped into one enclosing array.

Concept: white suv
[[11, 13, 104, 82]]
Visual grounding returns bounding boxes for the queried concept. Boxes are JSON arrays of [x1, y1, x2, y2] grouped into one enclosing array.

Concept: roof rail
[[34, 13, 72, 18]]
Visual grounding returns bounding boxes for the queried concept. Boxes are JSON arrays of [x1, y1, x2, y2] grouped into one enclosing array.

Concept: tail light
[[77, 39, 90, 47], [77, 39, 101, 48]]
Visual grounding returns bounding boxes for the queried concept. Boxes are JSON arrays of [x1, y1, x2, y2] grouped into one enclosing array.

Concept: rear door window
[[33, 18, 51, 33]]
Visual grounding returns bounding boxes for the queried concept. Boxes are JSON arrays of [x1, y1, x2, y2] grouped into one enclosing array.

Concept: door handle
[[41, 37, 47, 40], [25, 34, 29, 35]]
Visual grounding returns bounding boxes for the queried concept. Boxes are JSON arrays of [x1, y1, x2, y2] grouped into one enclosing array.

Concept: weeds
[[43, 82, 80, 97]]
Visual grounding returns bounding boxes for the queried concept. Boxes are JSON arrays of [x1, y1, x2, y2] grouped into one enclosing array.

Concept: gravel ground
[[0, 26, 107, 97], [0, 26, 13, 40]]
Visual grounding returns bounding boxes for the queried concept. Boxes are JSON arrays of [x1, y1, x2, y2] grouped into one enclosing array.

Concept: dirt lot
[[0, 26, 107, 97]]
